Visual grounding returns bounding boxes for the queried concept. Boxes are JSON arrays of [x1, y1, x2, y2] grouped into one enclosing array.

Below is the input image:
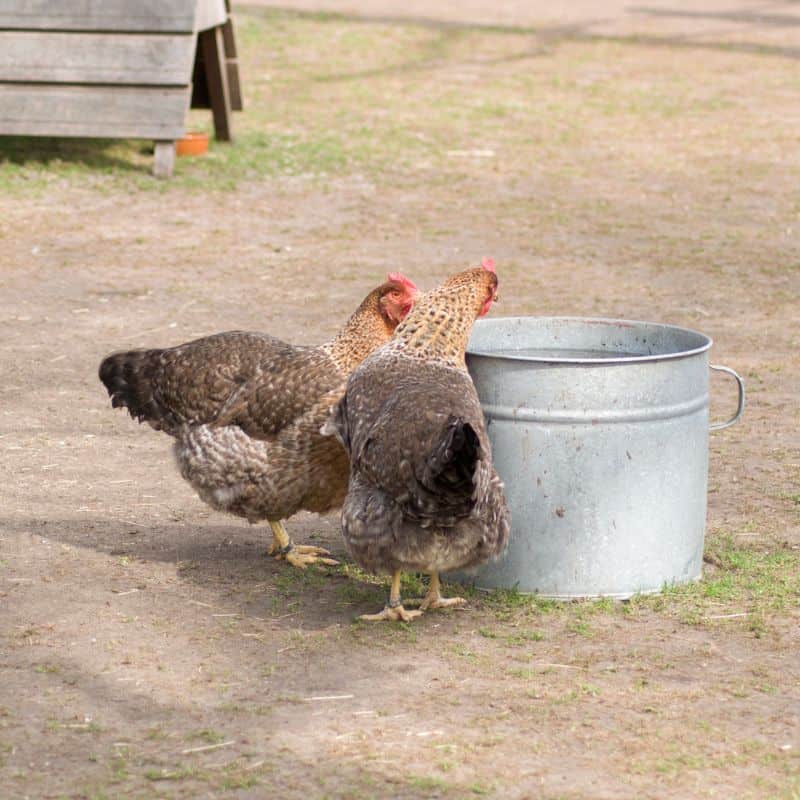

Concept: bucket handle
[[709, 364, 745, 431]]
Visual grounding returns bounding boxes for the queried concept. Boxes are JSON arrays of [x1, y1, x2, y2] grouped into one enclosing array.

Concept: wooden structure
[[0, 0, 242, 177]]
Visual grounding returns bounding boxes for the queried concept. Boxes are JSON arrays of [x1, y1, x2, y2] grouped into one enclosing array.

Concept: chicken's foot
[[360, 570, 422, 622], [267, 520, 339, 569], [407, 572, 467, 611]]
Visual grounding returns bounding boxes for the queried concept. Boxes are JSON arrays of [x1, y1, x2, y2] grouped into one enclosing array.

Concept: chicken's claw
[[267, 520, 339, 568], [420, 595, 467, 611], [359, 605, 423, 623], [275, 546, 339, 569], [292, 544, 333, 556], [405, 574, 467, 611]]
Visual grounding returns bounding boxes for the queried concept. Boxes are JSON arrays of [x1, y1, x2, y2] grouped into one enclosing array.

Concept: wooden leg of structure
[[222, 0, 242, 110], [199, 26, 233, 142], [153, 140, 176, 178], [222, 18, 243, 111]]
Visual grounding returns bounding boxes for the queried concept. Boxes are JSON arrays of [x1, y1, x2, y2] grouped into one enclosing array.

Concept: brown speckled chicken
[[323, 261, 510, 621], [99, 274, 418, 569]]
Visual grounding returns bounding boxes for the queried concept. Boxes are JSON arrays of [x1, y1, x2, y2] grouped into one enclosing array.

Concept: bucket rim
[[467, 315, 713, 364]]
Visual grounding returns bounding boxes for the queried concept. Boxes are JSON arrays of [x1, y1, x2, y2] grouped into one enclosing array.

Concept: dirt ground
[[1, 2, 799, 799]]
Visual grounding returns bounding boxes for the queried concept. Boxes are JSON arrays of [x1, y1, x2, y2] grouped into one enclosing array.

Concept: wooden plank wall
[[0, 33, 196, 86], [0, 85, 191, 139], [0, 0, 197, 32], [0, 0, 209, 140]]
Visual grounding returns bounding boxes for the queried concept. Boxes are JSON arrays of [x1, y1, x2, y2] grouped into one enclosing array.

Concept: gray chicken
[[323, 261, 510, 620], [99, 274, 418, 569]]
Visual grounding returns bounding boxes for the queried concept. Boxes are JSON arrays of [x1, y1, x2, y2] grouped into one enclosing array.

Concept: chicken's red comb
[[387, 272, 418, 292], [480, 258, 496, 273]]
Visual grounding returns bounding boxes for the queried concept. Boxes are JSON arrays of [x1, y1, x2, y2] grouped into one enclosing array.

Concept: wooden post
[[153, 140, 176, 178], [198, 25, 233, 142], [222, 18, 243, 111], [222, 0, 242, 110]]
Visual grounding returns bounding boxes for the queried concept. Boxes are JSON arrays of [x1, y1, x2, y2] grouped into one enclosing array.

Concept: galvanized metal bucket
[[456, 317, 744, 599]]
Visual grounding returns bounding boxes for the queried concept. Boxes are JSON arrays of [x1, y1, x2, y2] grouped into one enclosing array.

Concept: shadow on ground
[[0, 137, 149, 172], [2, 515, 395, 629]]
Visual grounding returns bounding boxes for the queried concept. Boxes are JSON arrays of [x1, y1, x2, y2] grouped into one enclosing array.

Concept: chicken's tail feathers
[[420, 416, 482, 505], [98, 349, 170, 431]]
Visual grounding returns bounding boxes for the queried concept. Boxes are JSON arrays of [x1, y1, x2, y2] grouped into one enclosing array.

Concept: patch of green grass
[[79, 723, 102, 734], [336, 581, 382, 606], [567, 619, 593, 637], [749, 612, 768, 639], [653, 751, 709, 775], [631, 733, 800, 790], [450, 644, 479, 662], [336, 563, 384, 585], [400, 572, 426, 597], [588, 597, 616, 614], [109, 753, 129, 783], [483, 587, 562, 614], [507, 667, 537, 680], [406, 774, 496, 798], [220, 771, 260, 790], [702, 573, 738, 600], [479, 627, 544, 644], [466, 533, 793, 637], [626, 533, 800, 631], [272, 566, 327, 597], [408, 775, 448, 792]]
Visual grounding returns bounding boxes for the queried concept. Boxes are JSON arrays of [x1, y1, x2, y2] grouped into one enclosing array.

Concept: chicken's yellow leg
[[360, 570, 422, 622], [419, 572, 467, 611], [267, 520, 339, 569]]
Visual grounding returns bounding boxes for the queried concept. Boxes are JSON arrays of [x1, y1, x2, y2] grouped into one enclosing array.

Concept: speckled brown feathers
[[99, 333, 340, 440], [326, 265, 510, 578], [99, 276, 418, 526]]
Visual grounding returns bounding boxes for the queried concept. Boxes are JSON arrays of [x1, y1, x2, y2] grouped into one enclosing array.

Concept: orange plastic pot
[[176, 132, 209, 157]]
